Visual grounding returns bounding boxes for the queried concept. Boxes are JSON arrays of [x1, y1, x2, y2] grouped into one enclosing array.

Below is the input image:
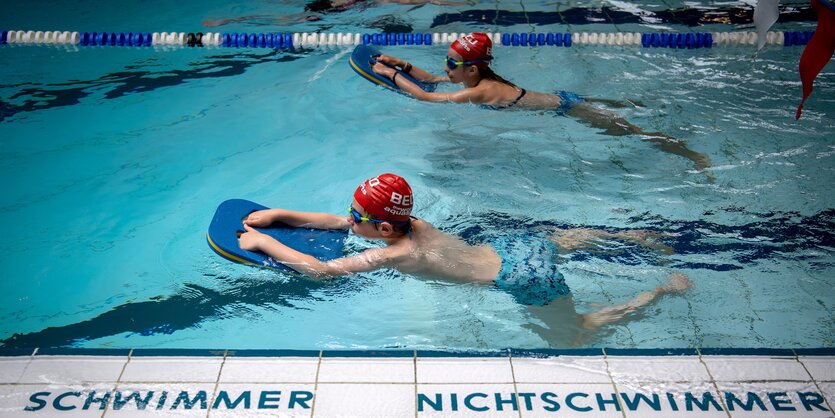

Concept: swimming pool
[[0, 1, 833, 351]]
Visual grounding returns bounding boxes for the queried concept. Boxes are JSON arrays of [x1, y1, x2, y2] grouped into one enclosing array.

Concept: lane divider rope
[[0, 30, 815, 49]]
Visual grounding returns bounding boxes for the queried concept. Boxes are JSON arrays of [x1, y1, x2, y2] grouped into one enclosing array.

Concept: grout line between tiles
[[205, 349, 228, 418], [184, 380, 324, 385], [601, 348, 628, 418], [489, 0, 499, 30], [697, 347, 731, 418], [518, 0, 534, 34], [308, 381, 416, 385], [602, 6, 622, 35], [100, 380, 235, 384], [13, 348, 38, 386], [713, 379, 821, 383], [310, 350, 323, 418], [792, 348, 812, 380], [100, 348, 132, 418], [413, 350, 418, 418], [794, 349, 835, 414], [819, 382, 835, 415], [503, 380, 636, 385], [408, 381, 519, 385], [508, 352, 522, 418]]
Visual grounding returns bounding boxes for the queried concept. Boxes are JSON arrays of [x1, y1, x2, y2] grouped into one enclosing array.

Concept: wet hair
[[391, 221, 411, 236], [477, 65, 518, 88], [305, 0, 333, 12], [305, 0, 364, 13], [373, 220, 412, 237]]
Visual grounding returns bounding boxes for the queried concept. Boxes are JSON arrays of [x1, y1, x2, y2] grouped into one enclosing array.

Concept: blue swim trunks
[[491, 235, 570, 306], [555, 90, 584, 115]]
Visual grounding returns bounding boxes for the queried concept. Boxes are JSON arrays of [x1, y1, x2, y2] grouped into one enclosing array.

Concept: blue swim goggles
[[445, 56, 492, 70]]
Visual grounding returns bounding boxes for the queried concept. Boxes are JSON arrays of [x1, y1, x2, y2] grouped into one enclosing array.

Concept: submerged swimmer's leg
[[567, 103, 713, 180], [548, 228, 607, 252], [579, 272, 691, 329], [548, 227, 676, 255], [524, 296, 597, 347], [523, 273, 691, 346], [639, 133, 714, 181], [202, 12, 320, 27], [615, 230, 676, 255], [586, 97, 646, 108]]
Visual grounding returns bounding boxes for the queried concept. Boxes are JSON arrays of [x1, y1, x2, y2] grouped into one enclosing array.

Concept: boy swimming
[[238, 173, 691, 332]]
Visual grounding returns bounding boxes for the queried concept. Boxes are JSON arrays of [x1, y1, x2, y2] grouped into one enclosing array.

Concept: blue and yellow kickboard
[[349, 44, 435, 92], [207, 199, 347, 272]]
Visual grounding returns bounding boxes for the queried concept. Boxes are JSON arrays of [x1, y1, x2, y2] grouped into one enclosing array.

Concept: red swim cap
[[451, 32, 493, 68], [353, 173, 413, 223]]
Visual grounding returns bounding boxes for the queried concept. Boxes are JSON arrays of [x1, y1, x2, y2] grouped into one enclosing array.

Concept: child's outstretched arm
[[371, 62, 481, 104], [374, 54, 449, 83], [244, 209, 349, 230], [238, 224, 392, 279]]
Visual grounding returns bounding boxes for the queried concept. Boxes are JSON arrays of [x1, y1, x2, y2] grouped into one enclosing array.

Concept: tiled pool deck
[[0, 348, 832, 417]]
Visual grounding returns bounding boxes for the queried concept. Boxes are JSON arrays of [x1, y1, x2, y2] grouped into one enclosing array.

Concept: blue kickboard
[[207, 199, 347, 272], [349, 44, 435, 93]]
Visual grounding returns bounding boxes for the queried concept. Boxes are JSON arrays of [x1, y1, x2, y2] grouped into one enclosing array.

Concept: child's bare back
[[383, 219, 501, 284]]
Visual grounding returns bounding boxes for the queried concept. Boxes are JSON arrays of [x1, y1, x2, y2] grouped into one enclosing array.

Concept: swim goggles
[[348, 207, 384, 224], [348, 207, 411, 226], [445, 56, 492, 70]]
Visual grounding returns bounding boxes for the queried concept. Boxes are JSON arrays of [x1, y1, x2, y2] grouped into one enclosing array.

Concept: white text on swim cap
[[457, 34, 477, 52], [385, 206, 411, 216], [390, 192, 411, 206]]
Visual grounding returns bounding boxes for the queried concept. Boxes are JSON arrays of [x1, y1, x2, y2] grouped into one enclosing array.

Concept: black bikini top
[[480, 88, 527, 111]]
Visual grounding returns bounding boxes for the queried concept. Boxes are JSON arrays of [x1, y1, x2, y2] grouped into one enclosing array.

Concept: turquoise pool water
[[0, 1, 833, 350]]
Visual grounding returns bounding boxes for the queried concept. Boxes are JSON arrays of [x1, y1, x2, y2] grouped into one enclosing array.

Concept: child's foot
[[656, 272, 692, 294], [202, 19, 228, 27]]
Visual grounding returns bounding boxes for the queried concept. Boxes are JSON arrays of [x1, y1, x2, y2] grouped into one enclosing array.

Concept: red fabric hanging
[[797, 0, 835, 119]]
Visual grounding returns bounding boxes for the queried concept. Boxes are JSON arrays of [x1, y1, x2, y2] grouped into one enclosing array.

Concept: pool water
[[0, 1, 833, 350]]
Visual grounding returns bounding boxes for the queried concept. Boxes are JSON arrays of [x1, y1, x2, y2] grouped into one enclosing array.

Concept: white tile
[[515, 383, 628, 418], [615, 382, 727, 418], [209, 383, 314, 417], [0, 383, 115, 417], [607, 356, 711, 383], [318, 358, 414, 383], [0, 357, 30, 383], [18, 356, 127, 384], [220, 357, 319, 383], [512, 356, 610, 383], [417, 358, 513, 383], [314, 384, 414, 418], [120, 357, 223, 383], [820, 382, 835, 414], [800, 357, 835, 382], [715, 381, 832, 417], [702, 356, 810, 382], [106, 383, 216, 417], [417, 384, 518, 418]]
